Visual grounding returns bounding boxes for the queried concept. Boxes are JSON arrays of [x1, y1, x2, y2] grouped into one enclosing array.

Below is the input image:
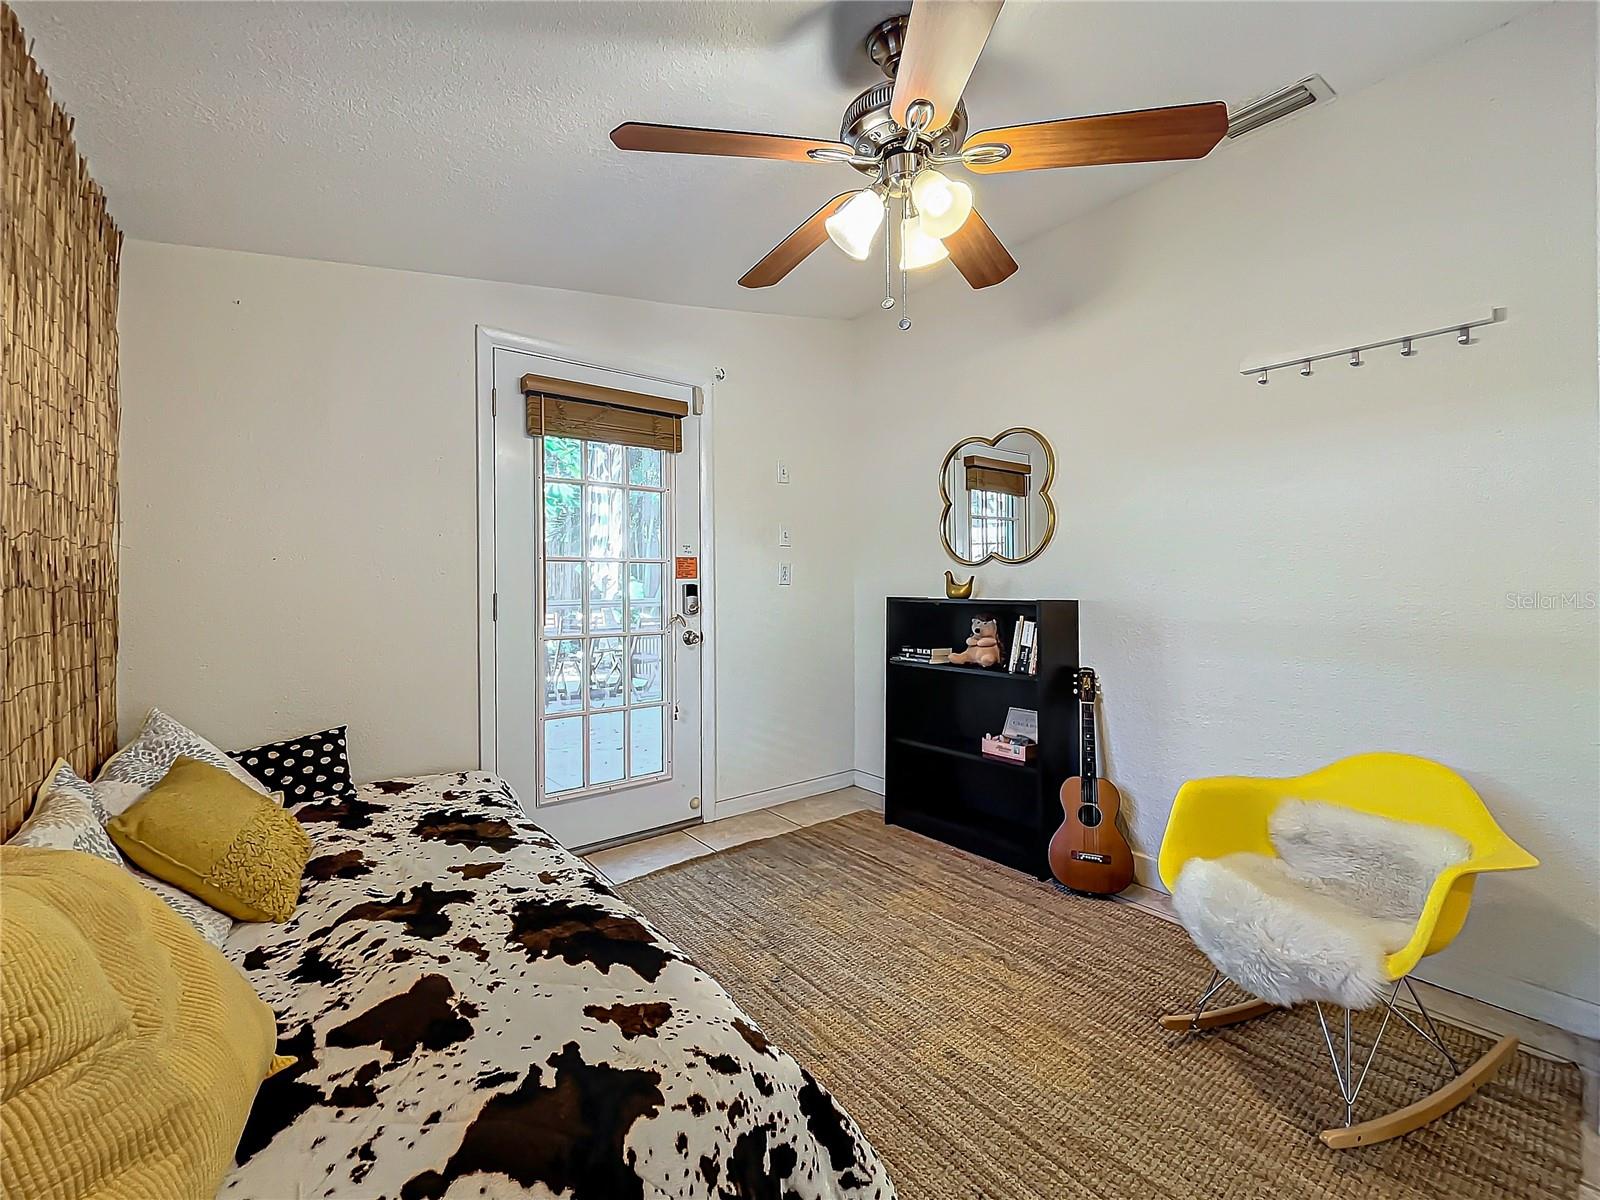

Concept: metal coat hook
[[1241, 307, 1504, 384]]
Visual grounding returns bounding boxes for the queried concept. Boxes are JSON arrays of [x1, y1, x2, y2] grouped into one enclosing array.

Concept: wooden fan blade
[[739, 194, 855, 289], [891, 1, 1005, 133], [610, 122, 850, 163], [944, 210, 1017, 289], [965, 102, 1228, 173]]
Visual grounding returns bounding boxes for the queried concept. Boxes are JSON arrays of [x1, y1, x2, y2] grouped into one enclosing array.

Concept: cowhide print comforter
[[222, 772, 892, 1200]]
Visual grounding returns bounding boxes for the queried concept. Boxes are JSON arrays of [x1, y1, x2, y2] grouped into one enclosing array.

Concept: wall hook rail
[[1242, 307, 1505, 383]]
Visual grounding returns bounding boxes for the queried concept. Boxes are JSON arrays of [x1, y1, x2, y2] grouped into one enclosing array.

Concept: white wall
[[117, 244, 858, 811], [848, 4, 1599, 1033]]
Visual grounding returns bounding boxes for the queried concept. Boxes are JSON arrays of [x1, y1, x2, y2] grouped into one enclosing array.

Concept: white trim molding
[[474, 325, 719, 816], [853, 770, 885, 796], [714, 770, 857, 820]]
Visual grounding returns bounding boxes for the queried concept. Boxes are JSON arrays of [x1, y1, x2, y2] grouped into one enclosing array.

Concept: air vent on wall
[[1226, 74, 1336, 139]]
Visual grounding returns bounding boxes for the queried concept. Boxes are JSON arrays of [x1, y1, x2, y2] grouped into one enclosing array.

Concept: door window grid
[[539, 437, 671, 800], [969, 489, 1020, 560]]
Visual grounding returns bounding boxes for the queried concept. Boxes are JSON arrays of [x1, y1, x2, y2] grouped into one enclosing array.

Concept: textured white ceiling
[[18, 1, 1528, 319]]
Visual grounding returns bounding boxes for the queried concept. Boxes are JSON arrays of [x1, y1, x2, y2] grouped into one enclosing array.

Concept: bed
[[222, 771, 893, 1200]]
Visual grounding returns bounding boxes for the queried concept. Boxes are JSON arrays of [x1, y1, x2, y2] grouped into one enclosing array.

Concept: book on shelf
[[1010, 619, 1038, 674], [1007, 617, 1024, 673], [894, 646, 952, 665]]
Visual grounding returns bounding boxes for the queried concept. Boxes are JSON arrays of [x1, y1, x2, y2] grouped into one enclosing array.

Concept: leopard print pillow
[[95, 708, 272, 818], [10, 758, 233, 947]]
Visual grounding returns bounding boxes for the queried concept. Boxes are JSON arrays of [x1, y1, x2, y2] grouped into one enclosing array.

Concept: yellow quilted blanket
[[2, 846, 280, 1199]]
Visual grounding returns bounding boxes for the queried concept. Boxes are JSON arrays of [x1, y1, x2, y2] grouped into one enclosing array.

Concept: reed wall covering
[[2, 4, 122, 838]]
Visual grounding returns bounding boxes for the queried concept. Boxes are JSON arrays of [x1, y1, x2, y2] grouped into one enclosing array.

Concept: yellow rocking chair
[[1156, 752, 1538, 1148]]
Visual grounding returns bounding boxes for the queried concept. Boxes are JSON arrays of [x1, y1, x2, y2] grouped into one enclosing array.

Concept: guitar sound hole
[[1076, 804, 1103, 828]]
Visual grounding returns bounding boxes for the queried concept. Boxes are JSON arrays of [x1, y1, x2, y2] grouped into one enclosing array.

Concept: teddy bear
[[948, 614, 1005, 668]]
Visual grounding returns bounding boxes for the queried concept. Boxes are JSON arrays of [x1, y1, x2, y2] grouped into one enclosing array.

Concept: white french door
[[490, 344, 703, 849]]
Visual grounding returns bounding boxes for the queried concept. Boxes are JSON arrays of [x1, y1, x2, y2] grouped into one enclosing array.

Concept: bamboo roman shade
[[523, 373, 688, 454], [3, 5, 123, 838], [964, 454, 1030, 497]]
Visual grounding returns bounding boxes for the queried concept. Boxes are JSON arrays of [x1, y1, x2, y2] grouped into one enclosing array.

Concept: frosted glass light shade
[[825, 189, 885, 261], [909, 168, 973, 239], [899, 215, 949, 270]]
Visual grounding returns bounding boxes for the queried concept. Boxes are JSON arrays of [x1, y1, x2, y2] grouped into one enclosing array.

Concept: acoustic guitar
[[1047, 667, 1135, 895]]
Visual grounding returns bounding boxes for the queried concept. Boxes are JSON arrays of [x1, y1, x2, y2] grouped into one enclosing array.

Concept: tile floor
[[586, 787, 1599, 1191]]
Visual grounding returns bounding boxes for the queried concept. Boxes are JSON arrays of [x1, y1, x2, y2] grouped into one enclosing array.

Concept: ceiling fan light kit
[[609, 2, 1231, 328], [825, 188, 886, 260]]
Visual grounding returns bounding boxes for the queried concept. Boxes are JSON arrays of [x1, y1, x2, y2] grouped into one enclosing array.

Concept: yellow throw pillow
[[109, 756, 311, 921], [1, 846, 282, 1200]]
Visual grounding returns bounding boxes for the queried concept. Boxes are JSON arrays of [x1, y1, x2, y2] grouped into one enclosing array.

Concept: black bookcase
[[883, 598, 1080, 878]]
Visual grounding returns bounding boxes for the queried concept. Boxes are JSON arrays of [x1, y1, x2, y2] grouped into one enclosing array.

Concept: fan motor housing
[[840, 81, 967, 174]]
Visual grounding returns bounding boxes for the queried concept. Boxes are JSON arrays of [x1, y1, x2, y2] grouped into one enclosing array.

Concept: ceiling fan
[[610, 1, 1228, 325]]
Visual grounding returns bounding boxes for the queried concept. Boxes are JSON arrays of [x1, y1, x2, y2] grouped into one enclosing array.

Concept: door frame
[[474, 324, 719, 823]]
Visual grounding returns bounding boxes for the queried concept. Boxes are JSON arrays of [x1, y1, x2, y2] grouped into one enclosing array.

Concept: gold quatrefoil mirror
[[939, 427, 1056, 566]]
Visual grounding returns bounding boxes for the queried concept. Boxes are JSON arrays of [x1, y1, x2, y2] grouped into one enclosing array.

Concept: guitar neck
[[1081, 693, 1097, 803]]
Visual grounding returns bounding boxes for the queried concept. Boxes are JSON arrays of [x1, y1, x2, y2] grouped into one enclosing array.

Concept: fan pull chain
[[898, 193, 912, 330], [881, 192, 895, 311]]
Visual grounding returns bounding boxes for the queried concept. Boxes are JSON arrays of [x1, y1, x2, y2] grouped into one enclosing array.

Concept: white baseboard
[[713, 771, 856, 820], [1132, 850, 1164, 891], [1412, 963, 1600, 1041], [853, 770, 885, 796]]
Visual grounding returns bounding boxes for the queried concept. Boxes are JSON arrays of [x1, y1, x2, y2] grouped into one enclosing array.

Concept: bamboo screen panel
[[2, 5, 123, 838]]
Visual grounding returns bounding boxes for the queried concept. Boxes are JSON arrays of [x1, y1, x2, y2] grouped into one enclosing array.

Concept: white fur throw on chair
[[1172, 800, 1471, 1009]]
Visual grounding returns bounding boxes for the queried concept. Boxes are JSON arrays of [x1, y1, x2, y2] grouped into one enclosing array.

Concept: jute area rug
[[619, 811, 1582, 1200]]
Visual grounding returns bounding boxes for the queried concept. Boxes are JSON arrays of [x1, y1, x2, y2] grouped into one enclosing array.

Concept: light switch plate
[[778, 525, 792, 547], [776, 460, 791, 484], [777, 562, 793, 586]]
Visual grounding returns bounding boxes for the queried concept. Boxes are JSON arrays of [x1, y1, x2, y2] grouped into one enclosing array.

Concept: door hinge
[[492, 592, 498, 622], [491, 386, 497, 417], [673, 704, 680, 721]]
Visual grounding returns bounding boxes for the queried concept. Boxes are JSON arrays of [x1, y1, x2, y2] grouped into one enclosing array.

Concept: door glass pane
[[539, 432, 674, 797], [588, 637, 625, 709], [544, 436, 582, 481], [589, 712, 625, 784], [628, 490, 663, 559], [543, 640, 582, 714], [631, 706, 664, 777], [587, 441, 625, 484], [544, 483, 581, 557], [630, 636, 663, 703], [587, 561, 623, 632], [627, 447, 663, 488], [544, 562, 583, 635], [585, 485, 626, 558], [544, 717, 583, 794], [628, 564, 662, 630]]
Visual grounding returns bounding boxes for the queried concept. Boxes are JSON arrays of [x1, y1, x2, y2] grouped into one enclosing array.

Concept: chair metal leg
[[1400, 978, 1463, 1076], [1311, 976, 1517, 1149], [1158, 970, 1279, 1033]]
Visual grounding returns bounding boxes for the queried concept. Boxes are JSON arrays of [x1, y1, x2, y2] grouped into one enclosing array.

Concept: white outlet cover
[[778, 562, 792, 586]]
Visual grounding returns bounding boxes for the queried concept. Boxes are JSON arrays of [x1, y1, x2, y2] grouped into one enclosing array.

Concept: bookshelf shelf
[[887, 658, 1039, 683], [884, 597, 1079, 879], [891, 735, 1039, 773]]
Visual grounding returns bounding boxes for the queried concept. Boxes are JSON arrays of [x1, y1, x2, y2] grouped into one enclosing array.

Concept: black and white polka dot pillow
[[228, 726, 355, 804]]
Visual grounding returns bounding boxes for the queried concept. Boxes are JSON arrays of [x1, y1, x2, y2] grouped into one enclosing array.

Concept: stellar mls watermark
[[1504, 588, 1598, 611]]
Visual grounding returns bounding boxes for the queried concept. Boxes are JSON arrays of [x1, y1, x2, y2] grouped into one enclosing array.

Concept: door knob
[[681, 628, 704, 647]]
